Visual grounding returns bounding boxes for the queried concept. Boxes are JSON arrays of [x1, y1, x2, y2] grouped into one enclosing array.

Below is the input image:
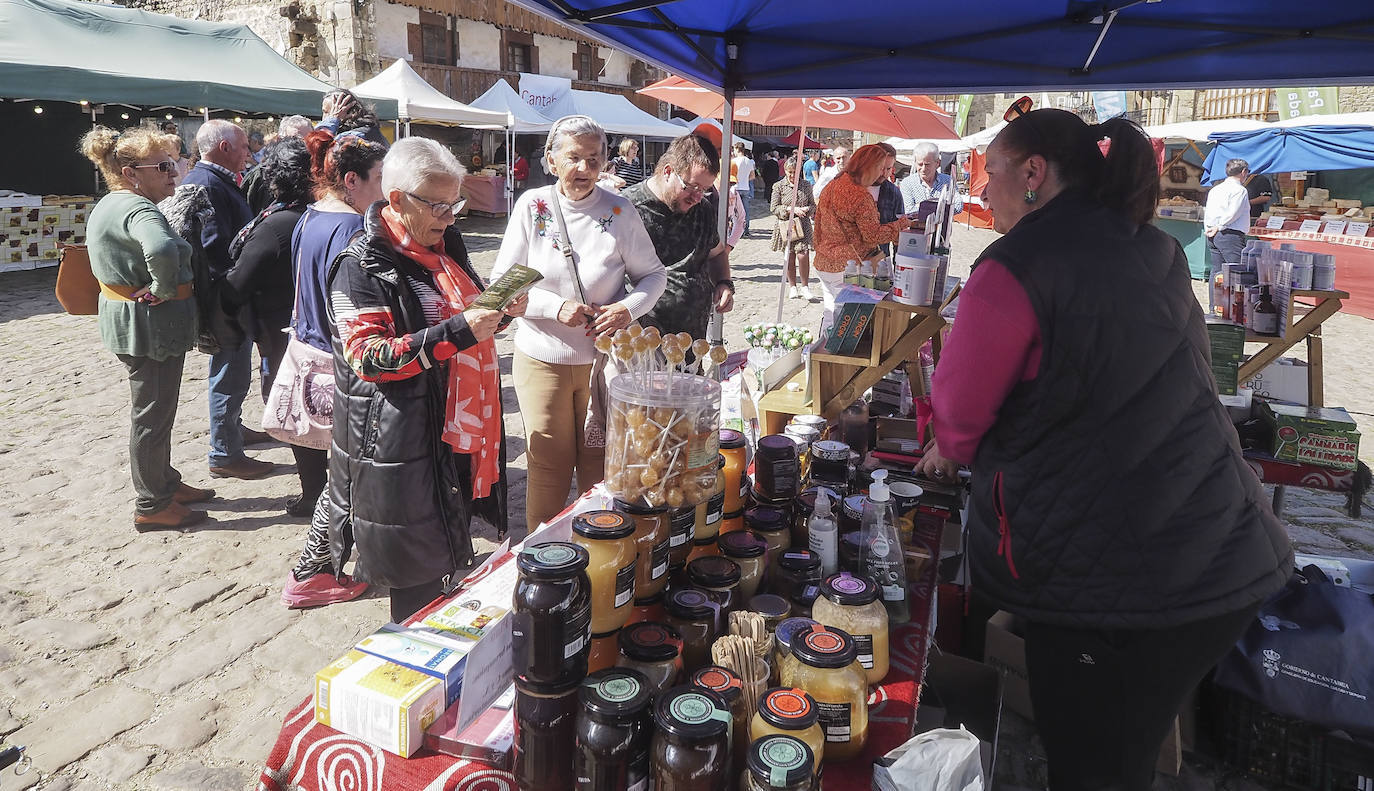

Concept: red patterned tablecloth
[[258, 506, 940, 791]]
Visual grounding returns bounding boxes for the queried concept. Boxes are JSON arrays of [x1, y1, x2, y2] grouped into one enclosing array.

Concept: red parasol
[[781, 129, 825, 149]]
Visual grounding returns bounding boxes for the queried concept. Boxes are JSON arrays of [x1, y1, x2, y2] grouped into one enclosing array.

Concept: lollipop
[[614, 329, 633, 345], [594, 334, 614, 354], [627, 323, 643, 338], [709, 345, 728, 364], [676, 332, 693, 349]]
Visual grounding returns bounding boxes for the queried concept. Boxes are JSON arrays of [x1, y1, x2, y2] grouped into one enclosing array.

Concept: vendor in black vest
[[917, 109, 1293, 791]]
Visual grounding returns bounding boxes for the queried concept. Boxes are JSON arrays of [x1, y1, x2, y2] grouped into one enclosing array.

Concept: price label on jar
[[1299, 220, 1322, 233], [1266, 216, 1287, 229], [1324, 221, 1347, 236], [1347, 221, 1369, 237]]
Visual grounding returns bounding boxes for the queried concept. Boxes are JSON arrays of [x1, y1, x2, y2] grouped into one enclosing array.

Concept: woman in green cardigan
[[82, 126, 215, 530]]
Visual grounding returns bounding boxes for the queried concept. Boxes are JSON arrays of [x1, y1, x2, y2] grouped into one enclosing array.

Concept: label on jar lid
[[812, 439, 849, 461], [650, 539, 670, 579], [831, 574, 869, 595], [815, 700, 852, 743], [527, 543, 577, 565], [669, 691, 725, 725], [692, 667, 742, 694], [756, 736, 812, 785], [763, 688, 814, 722], [852, 633, 875, 669], [593, 674, 643, 703], [614, 561, 636, 608]]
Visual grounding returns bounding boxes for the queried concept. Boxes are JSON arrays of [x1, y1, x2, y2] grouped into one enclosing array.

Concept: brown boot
[[209, 457, 276, 479], [134, 501, 206, 532], [172, 482, 216, 504]]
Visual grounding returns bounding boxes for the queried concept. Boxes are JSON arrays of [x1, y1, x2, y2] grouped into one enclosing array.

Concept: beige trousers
[[513, 349, 606, 532]]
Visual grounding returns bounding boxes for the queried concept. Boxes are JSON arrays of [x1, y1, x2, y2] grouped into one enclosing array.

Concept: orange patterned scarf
[[381, 206, 500, 500]]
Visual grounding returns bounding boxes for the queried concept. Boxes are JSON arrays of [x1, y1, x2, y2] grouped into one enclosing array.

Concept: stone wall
[[1339, 86, 1374, 113]]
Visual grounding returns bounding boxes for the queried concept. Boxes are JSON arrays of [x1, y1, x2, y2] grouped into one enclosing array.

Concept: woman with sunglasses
[[916, 109, 1291, 790], [491, 114, 666, 533], [82, 126, 213, 530]]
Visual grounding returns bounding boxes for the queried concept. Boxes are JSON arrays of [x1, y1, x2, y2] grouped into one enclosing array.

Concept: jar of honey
[[571, 510, 638, 634], [615, 498, 671, 599], [720, 429, 748, 514]]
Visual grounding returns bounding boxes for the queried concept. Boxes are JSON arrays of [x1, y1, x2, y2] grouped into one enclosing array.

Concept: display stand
[[757, 300, 945, 436]]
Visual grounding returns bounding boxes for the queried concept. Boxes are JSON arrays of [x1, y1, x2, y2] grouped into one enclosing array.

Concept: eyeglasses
[[405, 191, 464, 217], [132, 161, 178, 174], [671, 170, 714, 198]]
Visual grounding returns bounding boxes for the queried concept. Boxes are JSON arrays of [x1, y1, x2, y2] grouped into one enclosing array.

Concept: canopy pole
[[775, 108, 809, 324], [709, 88, 734, 347], [395, 119, 401, 138], [507, 127, 515, 212], [1081, 9, 1118, 72]]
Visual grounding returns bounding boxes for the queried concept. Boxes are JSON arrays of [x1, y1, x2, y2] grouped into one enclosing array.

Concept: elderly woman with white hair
[[491, 114, 667, 532], [327, 137, 525, 622], [899, 140, 964, 216]]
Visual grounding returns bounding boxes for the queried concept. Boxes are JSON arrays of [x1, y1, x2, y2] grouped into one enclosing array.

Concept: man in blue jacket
[[182, 120, 275, 480]]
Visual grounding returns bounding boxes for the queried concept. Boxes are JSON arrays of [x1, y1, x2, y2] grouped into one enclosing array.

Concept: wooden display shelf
[[1238, 288, 1348, 408]]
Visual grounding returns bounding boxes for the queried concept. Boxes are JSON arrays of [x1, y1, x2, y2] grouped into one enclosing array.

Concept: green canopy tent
[[0, 0, 396, 118]]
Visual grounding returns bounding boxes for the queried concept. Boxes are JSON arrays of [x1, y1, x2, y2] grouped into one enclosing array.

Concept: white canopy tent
[[353, 60, 508, 129], [886, 120, 1005, 156], [470, 79, 558, 133], [546, 89, 688, 139]]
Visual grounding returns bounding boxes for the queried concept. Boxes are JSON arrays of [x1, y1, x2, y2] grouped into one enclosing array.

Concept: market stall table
[[258, 494, 942, 791], [460, 173, 507, 217], [1153, 215, 1210, 280]]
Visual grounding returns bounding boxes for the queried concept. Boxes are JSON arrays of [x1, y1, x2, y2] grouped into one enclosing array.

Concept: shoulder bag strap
[[547, 188, 588, 306]]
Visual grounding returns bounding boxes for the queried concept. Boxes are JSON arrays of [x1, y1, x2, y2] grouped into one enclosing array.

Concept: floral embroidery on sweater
[[595, 205, 622, 233], [532, 198, 561, 246]]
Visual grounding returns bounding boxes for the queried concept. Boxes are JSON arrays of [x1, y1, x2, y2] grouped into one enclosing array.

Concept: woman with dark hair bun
[[916, 108, 1292, 790]]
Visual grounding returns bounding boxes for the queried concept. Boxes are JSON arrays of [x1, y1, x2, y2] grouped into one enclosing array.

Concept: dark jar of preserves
[[754, 435, 800, 501], [651, 686, 733, 791], [514, 542, 592, 684], [664, 588, 720, 673], [575, 667, 654, 791], [767, 549, 823, 617], [686, 556, 743, 618], [745, 735, 815, 791], [667, 504, 697, 571], [515, 675, 580, 791], [616, 621, 684, 694]]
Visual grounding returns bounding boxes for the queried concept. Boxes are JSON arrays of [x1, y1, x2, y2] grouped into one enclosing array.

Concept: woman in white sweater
[[492, 115, 667, 532]]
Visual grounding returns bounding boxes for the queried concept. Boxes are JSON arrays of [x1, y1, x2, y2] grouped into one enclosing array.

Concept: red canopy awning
[[781, 129, 825, 149]]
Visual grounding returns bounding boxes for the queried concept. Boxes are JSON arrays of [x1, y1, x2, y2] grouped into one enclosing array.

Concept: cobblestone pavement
[[0, 201, 1369, 790]]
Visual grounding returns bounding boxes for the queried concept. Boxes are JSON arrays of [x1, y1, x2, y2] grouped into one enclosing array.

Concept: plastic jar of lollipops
[[605, 371, 721, 511]]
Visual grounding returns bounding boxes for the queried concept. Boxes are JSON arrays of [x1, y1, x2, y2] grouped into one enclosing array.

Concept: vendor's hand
[[131, 286, 165, 306], [591, 302, 632, 335], [916, 438, 959, 482], [462, 307, 503, 342], [557, 300, 595, 328], [503, 292, 528, 318], [791, 206, 806, 217], [714, 282, 735, 313]]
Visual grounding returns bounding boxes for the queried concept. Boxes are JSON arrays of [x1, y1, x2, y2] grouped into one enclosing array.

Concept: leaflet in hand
[[471, 264, 543, 311]]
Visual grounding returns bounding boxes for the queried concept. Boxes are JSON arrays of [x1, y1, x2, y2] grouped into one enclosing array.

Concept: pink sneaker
[[281, 572, 368, 609]]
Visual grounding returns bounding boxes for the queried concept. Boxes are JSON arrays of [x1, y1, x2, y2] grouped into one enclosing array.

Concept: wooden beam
[[820, 314, 946, 419]]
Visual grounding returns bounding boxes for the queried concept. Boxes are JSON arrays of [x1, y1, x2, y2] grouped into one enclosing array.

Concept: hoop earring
[[1023, 189, 1037, 204]]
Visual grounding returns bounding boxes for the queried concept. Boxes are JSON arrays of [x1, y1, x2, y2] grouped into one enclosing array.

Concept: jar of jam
[[651, 686, 732, 791], [720, 429, 748, 514], [588, 629, 621, 673], [615, 499, 671, 599], [690, 666, 748, 772], [718, 530, 768, 601], [771, 617, 818, 686], [839, 495, 865, 537], [779, 625, 869, 762], [751, 485, 795, 532], [665, 588, 720, 672], [809, 440, 850, 489], [571, 511, 638, 634], [687, 556, 742, 618], [515, 675, 580, 791], [754, 435, 800, 501], [668, 504, 696, 571], [813, 573, 889, 685], [768, 549, 822, 617], [721, 509, 745, 535], [783, 426, 819, 478], [790, 414, 828, 434], [746, 506, 791, 566], [576, 667, 654, 791], [514, 542, 592, 684], [750, 687, 824, 773], [745, 735, 815, 791], [616, 621, 684, 694], [626, 592, 666, 627], [747, 594, 791, 633]]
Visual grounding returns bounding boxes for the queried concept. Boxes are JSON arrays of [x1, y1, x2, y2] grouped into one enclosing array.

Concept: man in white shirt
[[1204, 158, 1252, 310], [731, 142, 756, 200], [813, 146, 849, 197]]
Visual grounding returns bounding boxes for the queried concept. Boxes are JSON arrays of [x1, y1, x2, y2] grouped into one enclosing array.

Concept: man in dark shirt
[[623, 132, 733, 340], [1247, 172, 1275, 220]]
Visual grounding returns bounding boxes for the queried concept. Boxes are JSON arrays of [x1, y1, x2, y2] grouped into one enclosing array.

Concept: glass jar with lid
[[751, 485, 795, 533], [687, 556, 742, 618], [694, 457, 726, 540], [690, 665, 749, 771], [772, 617, 818, 672], [514, 675, 580, 791], [747, 594, 791, 634], [664, 588, 720, 672], [745, 735, 815, 791], [616, 621, 684, 694], [718, 530, 768, 601], [747, 506, 792, 566], [779, 625, 869, 762], [768, 549, 823, 618], [615, 498, 671, 599], [667, 504, 696, 571], [809, 439, 850, 490], [576, 667, 654, 791], [720, 429, 748, 514], [754, 435, 800, 501], [813, 572, 889, 684], [749, 687, 823, 773], [571, 510, 638, 634], [514, 542, 592, 684], [651, 686, 733, 791]]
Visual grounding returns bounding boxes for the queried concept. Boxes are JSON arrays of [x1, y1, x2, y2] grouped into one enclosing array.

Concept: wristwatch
[[716, 278, 735, 291]]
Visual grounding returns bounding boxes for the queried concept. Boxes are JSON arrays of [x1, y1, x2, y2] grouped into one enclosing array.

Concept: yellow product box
[[414, 553, 517, 645], [314, 650, 445, 757]]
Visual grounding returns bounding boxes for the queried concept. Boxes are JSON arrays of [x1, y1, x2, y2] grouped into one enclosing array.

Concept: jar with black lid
[[571, 511, 638, 634], [747, 594, 791, 633], [515, 675, 580, 791], [651, 686, 733, 791], [809, 440, 850, 489], [745, 735, 815, 791], [616, 621, 684, 694], [664, 588, 720, 672], [614, 498, 672, 599], [514, 542, 592, 684], [750, 687, 823, 773], [751, 485, 795, 532], [718, 530, 768, 601], [768, 548, 822, 617], [814, 572, 889, 685], [771, 617, 818, 685], [779, 625, 869, 762], [686, 555, 742, 618], [576, 667, 654, 791], [754, 435, 800, 501], [690, 665, 749, 769], [746, 506, 791, 566]]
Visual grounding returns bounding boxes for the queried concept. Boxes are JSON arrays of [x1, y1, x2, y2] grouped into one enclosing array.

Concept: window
[[507, 42, 532, 73], [575, 42, 601, 82], [578, 52, 593, 81], [420, 23, 448, 65]]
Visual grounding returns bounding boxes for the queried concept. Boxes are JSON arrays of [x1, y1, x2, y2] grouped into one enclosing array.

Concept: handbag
[[260, 213, 334, 450], [783, 215, 805, 243], [55, 243, 98, 315]]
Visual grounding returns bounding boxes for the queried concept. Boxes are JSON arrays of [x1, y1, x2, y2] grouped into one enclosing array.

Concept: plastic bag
[[871, 726, 984, 791]]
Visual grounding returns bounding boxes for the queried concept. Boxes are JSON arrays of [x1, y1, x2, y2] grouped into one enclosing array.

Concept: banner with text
[[954, 94, 973, 136], [1091, 91, 1128, 121], [1278, 87, 1339, 119], [519, 73, 572, 113]]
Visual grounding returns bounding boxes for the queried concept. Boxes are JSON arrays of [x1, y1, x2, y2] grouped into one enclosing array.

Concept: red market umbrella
[[639, 76, 957, 140], [781, 129, 825, 149]]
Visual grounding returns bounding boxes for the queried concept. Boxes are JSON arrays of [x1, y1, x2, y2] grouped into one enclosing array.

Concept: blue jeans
[[208, 338, 253, 466]]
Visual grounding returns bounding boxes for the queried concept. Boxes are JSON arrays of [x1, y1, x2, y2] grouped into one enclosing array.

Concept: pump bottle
[[859, 470, 909, 623]]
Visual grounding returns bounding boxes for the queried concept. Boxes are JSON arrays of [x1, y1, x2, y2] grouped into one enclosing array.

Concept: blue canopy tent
[[1203, 125, 1374, 183]]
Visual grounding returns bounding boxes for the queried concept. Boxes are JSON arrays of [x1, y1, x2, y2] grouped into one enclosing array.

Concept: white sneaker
[[789, 286, 801, 299], [800, 285, 817, 301]]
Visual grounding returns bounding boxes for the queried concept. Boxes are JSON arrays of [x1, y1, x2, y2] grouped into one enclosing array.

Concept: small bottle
[[874, 258, 893, 292], [858, 260, 875, 289], [1252, 285, 1279, 335], [842, 260, 859, 285], [1212, 270, 1227, 317], [858, 470, 909, 623], [806, 488, 839, 577], [1231, 285, 1247, 328]]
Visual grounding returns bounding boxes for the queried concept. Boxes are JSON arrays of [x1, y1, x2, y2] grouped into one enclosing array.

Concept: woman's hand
[[503, 292, 528, 318], [792, 206, 809, 217], [131, 286, 165, 306], [591, 302, 631, 335], [557, 300, 595, 328], [462, 308, 503, 342], [915, 437, 959, 482]]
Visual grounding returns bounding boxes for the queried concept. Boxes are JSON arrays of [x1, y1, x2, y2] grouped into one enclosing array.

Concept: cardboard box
[[907, 652, 1003, 780], [1207, 319, 1247, 396], [1262, 402, 1361, 470], [413, 553, 517, 646], [314, 650, 445, 757], [355, 624, 473, 708], [1242, 358, 1309, 405]]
